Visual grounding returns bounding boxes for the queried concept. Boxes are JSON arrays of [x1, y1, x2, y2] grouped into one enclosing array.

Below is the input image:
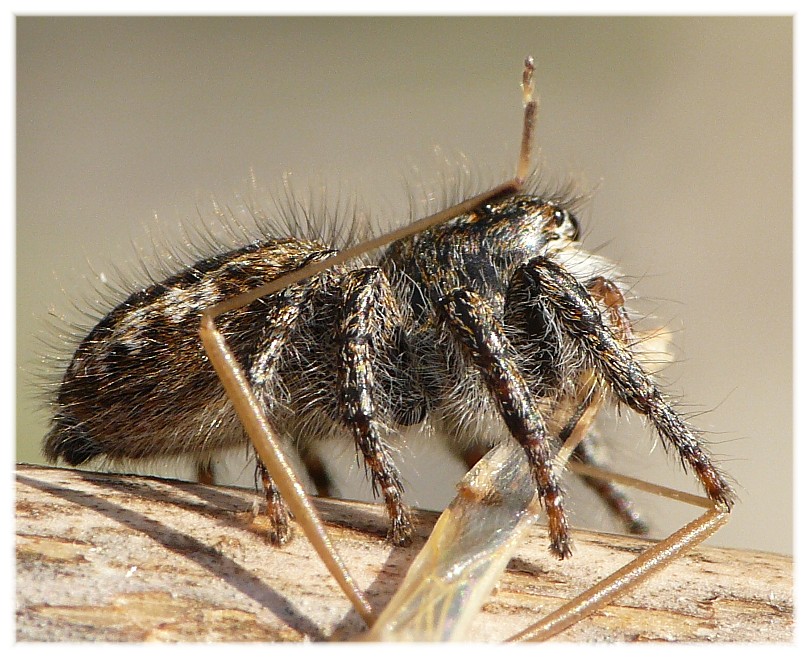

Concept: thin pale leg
[[508, 466, 727, 642], [202, 57, 538, 320]]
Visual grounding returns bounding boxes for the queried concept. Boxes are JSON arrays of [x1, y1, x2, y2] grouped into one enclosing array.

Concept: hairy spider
[[43, 58, 734, 560]]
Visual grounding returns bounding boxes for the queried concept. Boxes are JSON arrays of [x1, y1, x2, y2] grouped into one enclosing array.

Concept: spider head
[[481, 195, 581, 256]]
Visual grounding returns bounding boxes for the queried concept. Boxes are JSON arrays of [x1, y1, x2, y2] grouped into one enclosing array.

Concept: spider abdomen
[[45, 238, 345, 465]]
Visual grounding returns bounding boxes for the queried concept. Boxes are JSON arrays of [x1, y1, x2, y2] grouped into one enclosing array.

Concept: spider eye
[[552, 208, 580, 242]]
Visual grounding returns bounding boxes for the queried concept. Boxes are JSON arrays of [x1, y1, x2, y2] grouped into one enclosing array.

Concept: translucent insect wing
[[365, 443, 539, 641]]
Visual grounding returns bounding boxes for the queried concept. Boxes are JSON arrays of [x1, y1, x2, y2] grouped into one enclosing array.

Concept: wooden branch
[[16, 464, 792, 642]]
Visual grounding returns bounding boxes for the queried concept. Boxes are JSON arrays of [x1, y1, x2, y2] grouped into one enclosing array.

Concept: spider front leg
[[438, 288, 571, 559], [557, 278, 650, 535], [337, 267, 414, 546], [512, 256, 736, 510]]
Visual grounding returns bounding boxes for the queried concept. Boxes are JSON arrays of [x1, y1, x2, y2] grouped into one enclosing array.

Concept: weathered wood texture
[[16, 465, 792, 642]]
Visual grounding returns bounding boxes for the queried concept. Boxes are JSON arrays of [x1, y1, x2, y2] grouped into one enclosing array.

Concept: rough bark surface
[[16, 464, 793, 642]]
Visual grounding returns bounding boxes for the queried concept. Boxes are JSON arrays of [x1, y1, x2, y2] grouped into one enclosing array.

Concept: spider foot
[[264, 489, 294, 546], [543, 485, 572, 559], [386, 503, 414, 547], [626, 516, 651, 536], [255, 458, 295, 546]]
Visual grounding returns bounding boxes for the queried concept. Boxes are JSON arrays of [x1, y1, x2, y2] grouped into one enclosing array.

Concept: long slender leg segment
[[191, 59, 541, 628], [203, 59, 538, 322], [198, 286, 319, 544], [200, 310, 375, 624], [510, 506, 728, 642], [438, 288, 571, 559], [517, 55, 538, 184], [337, 267, 413, 546], [513, 256, 735, 509]]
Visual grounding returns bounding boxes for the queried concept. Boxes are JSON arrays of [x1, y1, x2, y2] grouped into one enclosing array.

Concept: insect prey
[[44, 56, 735, 576]]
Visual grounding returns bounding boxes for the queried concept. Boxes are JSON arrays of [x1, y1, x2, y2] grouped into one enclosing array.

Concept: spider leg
[[297, 445, 338, 498], [438, 288, 571, 559], [255, 458, 294, 545], [244, 284, 312, 545], [449, 371, 649, 534], [512, 256, 735, 510], [502, 264, 647, 534], [559, 279, 650, 535], [337, 267, 413, 546], [201, 291, 375, 623], [570, 430, 650, 535]]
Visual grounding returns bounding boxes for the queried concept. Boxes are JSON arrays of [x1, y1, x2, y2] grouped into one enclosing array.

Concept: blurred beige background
[[17, 17, 792, 555]]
